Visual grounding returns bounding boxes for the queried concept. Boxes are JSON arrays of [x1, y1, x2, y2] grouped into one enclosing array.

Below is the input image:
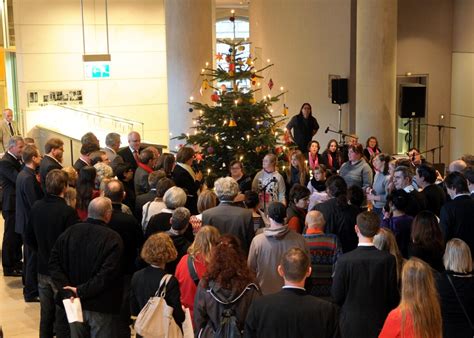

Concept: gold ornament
[[246, 57, 252, 66], [283, 104, 289, 116], [238, 46, 245, 51], [249, 97, 256, 104], [228, 117, 237, 127]]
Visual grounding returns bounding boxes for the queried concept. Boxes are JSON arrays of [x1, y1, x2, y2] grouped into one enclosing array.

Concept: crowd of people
[[1, 104, 474, 338]]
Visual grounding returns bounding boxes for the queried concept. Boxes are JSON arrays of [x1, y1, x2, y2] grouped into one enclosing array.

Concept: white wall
[[14, 0, 169, 147], [250, 0, 351, 148], [450, 0, 474, 160]]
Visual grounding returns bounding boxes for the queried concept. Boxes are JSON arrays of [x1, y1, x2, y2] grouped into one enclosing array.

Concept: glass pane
[[7, 0, 14, 47]]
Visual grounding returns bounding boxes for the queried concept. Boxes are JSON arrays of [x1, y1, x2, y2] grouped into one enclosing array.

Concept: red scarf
[[308, 152, 319, 170], [137, 162, 153, 173], [327, 153, 333, 168]]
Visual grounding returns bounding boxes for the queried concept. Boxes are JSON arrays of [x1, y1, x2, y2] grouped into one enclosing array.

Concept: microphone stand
[[419, 122, 456, 163], [324, 127, 352, 145], [419, 145, 444, 164]]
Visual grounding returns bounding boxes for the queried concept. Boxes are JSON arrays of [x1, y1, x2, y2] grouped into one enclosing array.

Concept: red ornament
[[230, 16, 235, 22], [275, 146, 283, 154], [211, 92, 219, 102], [216, 53, 223, 61], [268, 78, 274, 90], [229, 63, 235, 72], [195, 153, 203, 162], [225, 55, 232, 63]]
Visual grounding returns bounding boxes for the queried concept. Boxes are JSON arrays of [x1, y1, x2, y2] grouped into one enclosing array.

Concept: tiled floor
[[0, 219, 40, 337]]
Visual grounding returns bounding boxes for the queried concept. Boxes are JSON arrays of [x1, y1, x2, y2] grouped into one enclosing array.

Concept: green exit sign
[[85, 62, 110, 79]]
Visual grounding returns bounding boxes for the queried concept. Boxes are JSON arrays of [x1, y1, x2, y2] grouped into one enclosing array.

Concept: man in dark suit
[[73, 142, 99, 173], [0, 136, 24, 276], [245, 247, 340, 338], [393, 165, 426, 217], [464, 168, 474, 198], [39, 138, 64, 191], [332, 211, 399, 338], [440, 172, 474, 254], [134, 170, 163, 221], [16, 145, 44, 301], [25, 169, 78, 338], [117, 131, 142, 171], [202, 177, 254, 252], [415, 163, 446, 216], [49, 197, 124, 337], [103, 179, 143, 338]]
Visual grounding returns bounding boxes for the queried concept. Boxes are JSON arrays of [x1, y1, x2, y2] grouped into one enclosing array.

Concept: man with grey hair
[[49, 197, 124, 337], [0, 108, 19, 153], [202, 176, 254, 252], [117, 131, 142, 171], [303, 210, 342, 299], [0, 136, 25, 276], [448, 159, 467, 173], [166, 207, 192, 274], [103, 132, 123, 163]]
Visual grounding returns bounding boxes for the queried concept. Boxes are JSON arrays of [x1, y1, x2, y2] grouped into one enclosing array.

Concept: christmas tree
[[175, 11, 289, 178]]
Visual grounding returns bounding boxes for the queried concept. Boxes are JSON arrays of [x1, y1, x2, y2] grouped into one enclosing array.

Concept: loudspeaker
[[399, 85, 426, 118], [331, 78, 348, 104]]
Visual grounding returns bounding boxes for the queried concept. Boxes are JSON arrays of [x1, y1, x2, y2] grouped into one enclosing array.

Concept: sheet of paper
[[62, 298, 84, 323]]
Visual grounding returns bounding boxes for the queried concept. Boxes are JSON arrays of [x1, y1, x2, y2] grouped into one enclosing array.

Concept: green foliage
[[174, 38, 288, 177]]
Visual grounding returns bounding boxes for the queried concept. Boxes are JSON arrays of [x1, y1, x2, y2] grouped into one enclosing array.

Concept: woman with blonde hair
[[436, 238, 474, 338], [130, 232, 184, 336], [189, 190, 218, 234], [379, 257, 442, 338], [374, 228, 405, 282], [284, 149, 309, 189], [174, 226, 221, 320]]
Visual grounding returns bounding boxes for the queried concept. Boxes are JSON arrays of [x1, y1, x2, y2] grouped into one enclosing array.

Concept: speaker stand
[[337, 104, 343, 144]]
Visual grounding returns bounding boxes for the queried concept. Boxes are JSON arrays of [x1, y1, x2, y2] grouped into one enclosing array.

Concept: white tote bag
[[134, 274, 183, 338]]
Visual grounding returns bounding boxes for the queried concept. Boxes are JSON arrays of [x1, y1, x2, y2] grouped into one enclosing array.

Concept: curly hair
[[202, 235, 255, 292], [141, 232, 177, 267]]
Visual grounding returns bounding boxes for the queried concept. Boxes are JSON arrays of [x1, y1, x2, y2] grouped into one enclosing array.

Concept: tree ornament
[[246, 57, 252, 66], [275, 146, 283, 154], [216, 53, 223, 61], [207, 146, 214, 154], [211, 92, 219, 102], [249, 97, 256, 104], [238, 59, 244, 66], [228, 117, 237, 127], [238, 46, 245, 51], [263, 120, 270, 128], [268, 78, 274, 90], [225, 55, 232, 63], [188, 108, 194, 113], [228, 48, 233, 53], [202, 79, 209, 90], [229, 63, 235, 72], [229, 15, 235, 22]]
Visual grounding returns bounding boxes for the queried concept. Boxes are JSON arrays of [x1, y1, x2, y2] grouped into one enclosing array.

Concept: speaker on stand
[[399, 84, 426, 151], [331, 78, 349, 144]]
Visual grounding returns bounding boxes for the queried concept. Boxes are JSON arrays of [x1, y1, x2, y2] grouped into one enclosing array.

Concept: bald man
[[448, 159, 467, 173], [303, 210, 342, 299], [1, 108, 20, 153], [117, 131, 142, 170]]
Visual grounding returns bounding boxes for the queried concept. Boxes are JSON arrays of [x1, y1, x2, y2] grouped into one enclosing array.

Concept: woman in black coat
[[436, 238, 474, 338], [130, 232, 185, 336]]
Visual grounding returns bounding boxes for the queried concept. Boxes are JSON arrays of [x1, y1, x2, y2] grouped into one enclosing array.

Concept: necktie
[[133, 150, 140, 163], [8, 122, 14, 136]]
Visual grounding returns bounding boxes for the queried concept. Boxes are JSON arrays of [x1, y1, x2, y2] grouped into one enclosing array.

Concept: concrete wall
[[14, 0, 168, 147], [450, 0, 474, 160], [397, 0, 453, 163], [250, 0, 352, 149]]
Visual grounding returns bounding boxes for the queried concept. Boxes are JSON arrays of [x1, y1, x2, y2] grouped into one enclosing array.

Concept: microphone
[[403, 119, 411, 127], [271, 176, 278, 183], [325, 127, 329, 134]]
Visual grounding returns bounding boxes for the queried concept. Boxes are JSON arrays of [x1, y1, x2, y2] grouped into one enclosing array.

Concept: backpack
[[207, 284, 258, 338]]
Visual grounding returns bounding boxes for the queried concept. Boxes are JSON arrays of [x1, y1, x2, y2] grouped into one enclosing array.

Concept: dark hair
[[244, 190, 259, 209], [103, 179, 124, 203], [203, 235, 255, 292], [80, 142, 100, 155], [408, 147, 420, 154], [326, 175, 348, 205], [22, 145, 39, 164], [394, 165, 413, 180], [156, 178, 175, 198], [89, 150, 106, 166], [81, 132, 99, 146], [114, 162, 132, 181], [356, 211, 380, 237], [44, 138, 64, 153], [376, 153, 391, 175], [289, 184, 310, 205], [366, 136, 378, 148], [229, 160, 243, 170], [326, 139, 338, 152], [139, 148, 155, 164], [347, 185, 364, 208], [307, 140, 320, 153], [349, 143, 364, 155], [76, 166, 97, 210], [280, 248, 310, 282], [299, 102, 312, 116], [148, 170, 166, 189], [45, 169, 68, 195], [386, 189, 410, 213], [176, 147, 195, 164], [268, 202, 286, 224], [161, 153, 176, 176], [411, 211, 444, 251], [444, 172, 468, 194], [417, 164, 437, 184], [464, 168, 474, 185]]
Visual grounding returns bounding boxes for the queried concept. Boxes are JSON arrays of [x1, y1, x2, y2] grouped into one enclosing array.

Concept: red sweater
[[175, 254, 207, 321], [379, 307, 415, 338]]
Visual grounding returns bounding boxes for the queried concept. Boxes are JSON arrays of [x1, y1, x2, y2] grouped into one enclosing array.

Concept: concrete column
[[165, 0, 213, 151], [356, 0, 397, 153]]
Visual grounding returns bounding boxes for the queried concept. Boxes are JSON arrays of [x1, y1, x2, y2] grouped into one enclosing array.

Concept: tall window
[[215, 17, 250, 90]]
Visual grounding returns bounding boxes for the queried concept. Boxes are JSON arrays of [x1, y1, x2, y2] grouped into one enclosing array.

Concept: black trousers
[[2, 210, 22, 272], [23, 243, 39, 299]]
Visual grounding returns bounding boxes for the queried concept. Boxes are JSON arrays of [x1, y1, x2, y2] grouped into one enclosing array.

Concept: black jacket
[[172, 164, 201, 215], [194, 280, 261, 338], [39, 155, 62, 191], [332, 246, 399, 338], [134, 189, 155, 221], [421, 183, 446, 216], [108, 203, 144, 275], [286, 113, 319, 152], [15, 166, 44, 235], [0, 152, 22, 211], [25, 194, 78, 275], [440, 195, 474, 254], [245, 288, 340, 338], [49, 218, 124, 314]]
